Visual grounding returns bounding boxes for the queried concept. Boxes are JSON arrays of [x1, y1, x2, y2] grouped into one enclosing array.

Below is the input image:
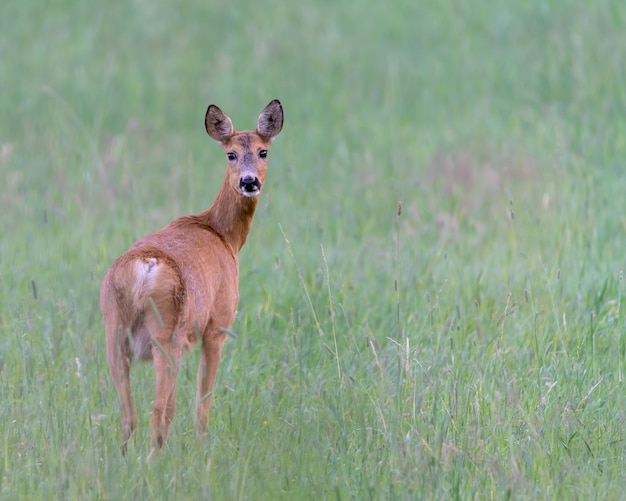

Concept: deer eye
[[259, 150, 268, 159], [227, 152, 237, 161]]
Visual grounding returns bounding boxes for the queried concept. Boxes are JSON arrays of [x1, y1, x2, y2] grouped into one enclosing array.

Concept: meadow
[[1, 0, 625, 498]]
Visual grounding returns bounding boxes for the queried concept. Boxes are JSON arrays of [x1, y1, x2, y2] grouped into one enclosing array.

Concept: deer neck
[[202, 180, 259, 253]]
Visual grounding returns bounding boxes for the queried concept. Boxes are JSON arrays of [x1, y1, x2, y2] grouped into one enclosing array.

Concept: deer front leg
[[106, 324, 137, 453], [195, 333, 225, 438]]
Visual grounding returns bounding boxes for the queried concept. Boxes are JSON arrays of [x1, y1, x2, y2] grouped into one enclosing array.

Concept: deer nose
[[240, 175, 261, 193]]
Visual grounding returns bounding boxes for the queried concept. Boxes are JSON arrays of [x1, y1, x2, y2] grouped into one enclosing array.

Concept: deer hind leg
[[105, 321, 137, 452], [149, 340, 180, 458], [145, 298, 181, 459], [195, 331, 226, 438]]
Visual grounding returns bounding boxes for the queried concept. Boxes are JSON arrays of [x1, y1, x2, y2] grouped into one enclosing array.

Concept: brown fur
[[100, 100, 283, 457]]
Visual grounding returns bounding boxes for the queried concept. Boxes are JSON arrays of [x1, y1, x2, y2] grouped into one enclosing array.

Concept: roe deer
[[100, 100, 284, 457]]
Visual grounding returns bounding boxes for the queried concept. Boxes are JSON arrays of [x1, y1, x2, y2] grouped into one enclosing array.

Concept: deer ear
[[256, 99, 283, 140], [205, 105, 234, 142]]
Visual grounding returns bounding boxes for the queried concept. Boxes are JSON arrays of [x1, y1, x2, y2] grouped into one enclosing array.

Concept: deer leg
[[161, 342, 181, 441], [148, 335, 180, 458], [195, 333, 226, 438], [106, 323, 137, 453]]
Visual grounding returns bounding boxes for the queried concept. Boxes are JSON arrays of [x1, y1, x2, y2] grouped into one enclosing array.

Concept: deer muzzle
[[239, 175, 261, 196]]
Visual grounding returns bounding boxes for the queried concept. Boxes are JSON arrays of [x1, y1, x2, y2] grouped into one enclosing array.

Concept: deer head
[[205, 99, 283, 198]]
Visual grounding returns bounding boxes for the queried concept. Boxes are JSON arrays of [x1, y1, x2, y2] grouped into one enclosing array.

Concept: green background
[[1, 0, 625, 498]]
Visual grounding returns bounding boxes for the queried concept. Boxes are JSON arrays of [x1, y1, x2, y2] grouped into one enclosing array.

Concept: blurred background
[[1, 0, 625, 498]]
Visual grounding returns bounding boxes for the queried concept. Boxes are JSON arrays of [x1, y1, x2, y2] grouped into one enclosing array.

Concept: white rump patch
[[138, 257, 157, 277], [132, 257, 159, 305]]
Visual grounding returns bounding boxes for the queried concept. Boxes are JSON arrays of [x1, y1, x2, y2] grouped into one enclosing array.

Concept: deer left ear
[[256, 99, 283, 140], [205, 105, 235, 142]]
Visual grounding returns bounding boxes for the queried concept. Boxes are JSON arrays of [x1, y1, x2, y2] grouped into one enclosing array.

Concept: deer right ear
[[205, 105, 235, 142], [256, 99, 284, 140]]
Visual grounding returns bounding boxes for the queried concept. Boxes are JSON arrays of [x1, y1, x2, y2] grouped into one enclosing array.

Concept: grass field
[[2, 0, 626, 498]]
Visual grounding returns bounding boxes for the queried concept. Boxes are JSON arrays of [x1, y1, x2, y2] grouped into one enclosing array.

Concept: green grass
[[2, 0, 626, 498]]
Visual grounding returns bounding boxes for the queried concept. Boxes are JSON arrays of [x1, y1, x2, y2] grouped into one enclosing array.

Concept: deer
[[100, 100, 283, 458]]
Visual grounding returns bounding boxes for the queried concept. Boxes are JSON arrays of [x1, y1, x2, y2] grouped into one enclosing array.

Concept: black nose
[[240, 176, 261, 192]]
